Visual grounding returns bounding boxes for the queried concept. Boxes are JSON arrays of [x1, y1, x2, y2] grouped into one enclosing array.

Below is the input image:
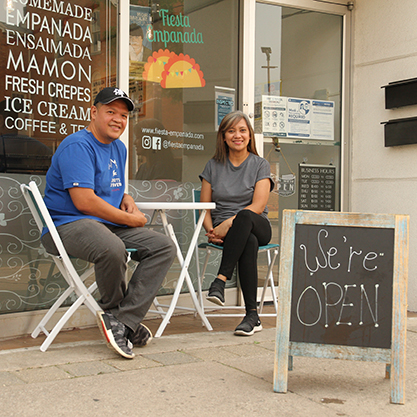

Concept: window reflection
[[0, 0, 118, 315], [0, 101, 52, 173], [133, 118, 181, 181], [128, 0, 239, 183]]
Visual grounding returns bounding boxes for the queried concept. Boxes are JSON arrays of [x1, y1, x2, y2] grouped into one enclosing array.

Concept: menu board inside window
[[298, 163, 336, 211]]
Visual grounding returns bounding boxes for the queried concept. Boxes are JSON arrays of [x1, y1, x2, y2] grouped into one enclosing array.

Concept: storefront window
[[127, 0, 240, 292], [0, 0, 118, 171], [128, 0, 239, 184], [0, 0, 118, 314], [0, 0, 240, 316]]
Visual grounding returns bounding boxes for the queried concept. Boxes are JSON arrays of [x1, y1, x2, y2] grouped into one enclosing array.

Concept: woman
[[199, 110, 274, 336]]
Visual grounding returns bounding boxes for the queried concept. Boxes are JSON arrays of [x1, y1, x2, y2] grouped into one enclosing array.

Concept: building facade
[[0, 0, 415, 339]]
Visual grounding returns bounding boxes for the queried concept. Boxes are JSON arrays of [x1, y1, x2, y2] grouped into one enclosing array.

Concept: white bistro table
[[136, 201, 216, 337]]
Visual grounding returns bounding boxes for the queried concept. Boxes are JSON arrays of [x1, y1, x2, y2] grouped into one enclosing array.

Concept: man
[[129, 24, 152, 63], [41, 87, 176, 359]]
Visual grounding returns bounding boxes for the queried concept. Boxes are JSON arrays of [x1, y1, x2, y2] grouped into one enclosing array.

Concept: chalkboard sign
[[291, 224, 394, 349], [274, 210, 409, 404], [298, 164, 336, 211]]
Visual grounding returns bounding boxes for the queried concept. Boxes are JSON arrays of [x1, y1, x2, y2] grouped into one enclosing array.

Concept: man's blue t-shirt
[[43, 128, 126, 231]]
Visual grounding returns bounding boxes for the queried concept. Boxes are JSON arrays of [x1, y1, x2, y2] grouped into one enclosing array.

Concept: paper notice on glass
[[215, 87, 235, 130], [262, 95, 287, 137], [287, 98, 311, 138], [310, 100, 335, 141]]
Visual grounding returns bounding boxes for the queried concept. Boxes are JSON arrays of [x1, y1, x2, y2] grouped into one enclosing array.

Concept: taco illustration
[[143, 49, 176, 83], [160, 53, 205, 89]]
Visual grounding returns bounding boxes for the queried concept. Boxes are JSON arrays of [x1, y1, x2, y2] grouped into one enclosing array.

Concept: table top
[[136, 202, 215, 210]]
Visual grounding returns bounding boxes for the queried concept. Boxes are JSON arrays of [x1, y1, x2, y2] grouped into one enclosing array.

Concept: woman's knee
[[230, 210, 254, 232], [234, 209, 253, 224], [234, 210, 271, 245]]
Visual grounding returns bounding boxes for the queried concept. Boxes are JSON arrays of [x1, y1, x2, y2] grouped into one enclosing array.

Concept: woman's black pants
[[217, 209, 272, 312]]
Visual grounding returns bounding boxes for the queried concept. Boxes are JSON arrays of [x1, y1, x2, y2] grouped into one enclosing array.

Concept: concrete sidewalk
[[1, 320, 416, 417]]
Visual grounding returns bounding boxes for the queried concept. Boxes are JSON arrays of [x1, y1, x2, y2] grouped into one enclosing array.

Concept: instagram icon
[[142, 135, 152, 149]]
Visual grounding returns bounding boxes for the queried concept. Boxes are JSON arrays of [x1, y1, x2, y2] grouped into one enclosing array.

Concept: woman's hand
[[206, 216, 235, 244], [206, 229, 224, 245], [213, 217, 234, 238]]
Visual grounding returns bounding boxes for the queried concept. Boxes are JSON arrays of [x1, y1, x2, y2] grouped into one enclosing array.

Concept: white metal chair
[[20, 181, 136, 351], [193, 189, 279, 319]]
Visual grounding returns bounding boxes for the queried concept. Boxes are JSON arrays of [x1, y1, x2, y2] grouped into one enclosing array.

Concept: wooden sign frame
[[273, 210, 409, 404]]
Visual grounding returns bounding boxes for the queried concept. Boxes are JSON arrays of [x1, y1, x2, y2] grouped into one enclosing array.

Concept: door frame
[[242, 0, 352, 211]]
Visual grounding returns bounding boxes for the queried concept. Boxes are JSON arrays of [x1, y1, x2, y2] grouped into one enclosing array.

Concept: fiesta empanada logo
[[143, 49, 205, 89]]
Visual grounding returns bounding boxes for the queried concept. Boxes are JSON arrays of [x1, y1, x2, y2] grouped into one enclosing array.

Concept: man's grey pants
[[41, 219, 176, 332]]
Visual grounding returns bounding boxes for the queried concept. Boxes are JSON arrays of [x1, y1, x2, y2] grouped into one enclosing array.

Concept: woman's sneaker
[[234, 311, 262, 336], [206, 278, 225, 306]]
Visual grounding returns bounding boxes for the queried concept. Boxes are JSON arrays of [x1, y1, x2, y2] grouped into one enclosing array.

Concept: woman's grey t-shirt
[[199, 153, 274, 226]]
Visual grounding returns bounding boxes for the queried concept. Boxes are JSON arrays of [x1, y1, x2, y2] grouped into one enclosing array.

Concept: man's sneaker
[[127, 323, 153, 347], [234, 311, 262, 336], [97, 311, 134, 359], [206, 278, 225, 306]]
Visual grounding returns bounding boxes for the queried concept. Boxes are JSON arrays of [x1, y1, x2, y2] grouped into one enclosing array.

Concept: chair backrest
[[21, 182, 48, 233], [20, 181, 72, 263]]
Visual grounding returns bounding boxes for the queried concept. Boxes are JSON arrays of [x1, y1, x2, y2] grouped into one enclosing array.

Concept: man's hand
[[126, 209, 147, 228], [69, 187, 147, 228], [120, 194, 147, 227], [121, 193, 139, 213]]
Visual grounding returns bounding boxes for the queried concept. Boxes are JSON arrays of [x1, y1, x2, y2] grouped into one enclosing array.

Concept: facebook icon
[[152, 136, 161, 150]]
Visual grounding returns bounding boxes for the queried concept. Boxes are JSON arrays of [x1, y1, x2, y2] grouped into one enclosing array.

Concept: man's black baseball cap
[[93, 87, 135, 111]]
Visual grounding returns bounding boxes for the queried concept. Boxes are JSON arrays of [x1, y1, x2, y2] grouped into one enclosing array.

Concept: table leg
[[154, 210, 213, 337]]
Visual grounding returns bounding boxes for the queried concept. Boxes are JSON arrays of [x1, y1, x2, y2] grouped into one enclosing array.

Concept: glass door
[[251, 1, 349, 247]]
